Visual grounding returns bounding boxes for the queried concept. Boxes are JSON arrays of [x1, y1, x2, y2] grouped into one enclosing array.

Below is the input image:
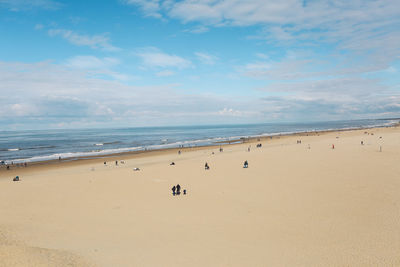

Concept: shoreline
[[1, 122, 400, 266], [1, 122, 397, 175]]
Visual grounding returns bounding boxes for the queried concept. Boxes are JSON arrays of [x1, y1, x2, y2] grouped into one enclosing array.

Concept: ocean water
[[0, 119, 397, 164]]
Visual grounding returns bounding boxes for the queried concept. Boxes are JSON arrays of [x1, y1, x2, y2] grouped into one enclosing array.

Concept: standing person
[[176, 184, 181, 195], [172, 185, 176, 196], [205, 162, 209, 170], [115, 160, 118, 166], [244, 160, 248, 168]]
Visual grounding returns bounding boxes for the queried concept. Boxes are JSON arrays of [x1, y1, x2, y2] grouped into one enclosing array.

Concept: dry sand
[[1, 126, 400, 266]]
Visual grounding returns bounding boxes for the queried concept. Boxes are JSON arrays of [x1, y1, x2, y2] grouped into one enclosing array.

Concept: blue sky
[[0, 0, 399, 130]]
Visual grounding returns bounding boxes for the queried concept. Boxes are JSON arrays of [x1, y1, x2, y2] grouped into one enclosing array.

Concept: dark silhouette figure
[[176, 184, 181, 195], [13, 176, 19, 181], [170, 162, 175, 165], [183, 189, 186, 195], [172, 185, 176, 196], [7, 165, 10, 170], [244, 160, 248, 168], [205, 162, 209, 170], [115, 160, 118, 166]]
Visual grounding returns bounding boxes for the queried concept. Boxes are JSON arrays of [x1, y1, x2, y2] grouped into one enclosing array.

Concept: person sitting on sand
[[172, 185, 176, 196], [243, 160, 248, 168], [13, 176, 19, 181], [170, 162, 175, 165], [205, 162, 209, 170], [176, 184, 181, 195]]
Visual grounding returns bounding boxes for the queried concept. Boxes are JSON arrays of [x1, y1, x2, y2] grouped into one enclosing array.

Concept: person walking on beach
[[172, 185, 176, 196], [176, 184, 181, 195], [205, 162, 209, 170], [243, 160, 248, 168]]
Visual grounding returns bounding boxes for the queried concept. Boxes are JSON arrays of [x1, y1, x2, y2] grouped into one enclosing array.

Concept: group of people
[[171, 184, 186, 196], [296, 140, 302, 144], [1, 161, 27, 170]]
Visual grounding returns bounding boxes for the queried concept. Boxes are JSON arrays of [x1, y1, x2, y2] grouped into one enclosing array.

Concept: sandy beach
[[1, 126, 400, 266]]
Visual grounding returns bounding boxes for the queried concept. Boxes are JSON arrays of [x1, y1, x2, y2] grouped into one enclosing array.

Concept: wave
[[7, 146, 144, 164], [2, 119, 397, 164], [0, 146, 57, 152]]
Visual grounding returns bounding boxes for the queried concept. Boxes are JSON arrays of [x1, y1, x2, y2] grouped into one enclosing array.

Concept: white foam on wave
[[6, 146, 144, 164], [8, 148, 19, 151]]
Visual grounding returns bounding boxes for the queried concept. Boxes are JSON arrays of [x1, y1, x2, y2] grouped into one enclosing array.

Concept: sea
[[0, 119, 397, 164]]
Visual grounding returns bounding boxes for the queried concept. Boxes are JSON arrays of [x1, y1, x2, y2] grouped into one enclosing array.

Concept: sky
[[0, 0, 399, 130]]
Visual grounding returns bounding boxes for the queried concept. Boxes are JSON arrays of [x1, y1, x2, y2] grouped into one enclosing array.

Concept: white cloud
[[125, 0, 400, 73], [156, 70, 175, 77], [63, 56, 134, 81], [195, 52, 218, 65], [185, 25, 209, 34], [34, 24, 44, 30], [0, 61, 264, 129], [65, 56, 120, 69], [136, 47, 192, 69], [0, 0, 61, 11], [48, 29, 120, 51], [123, 0, 161, 18]]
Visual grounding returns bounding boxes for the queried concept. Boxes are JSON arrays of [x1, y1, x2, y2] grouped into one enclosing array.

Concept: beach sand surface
[[1, 126, 400, 266]]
